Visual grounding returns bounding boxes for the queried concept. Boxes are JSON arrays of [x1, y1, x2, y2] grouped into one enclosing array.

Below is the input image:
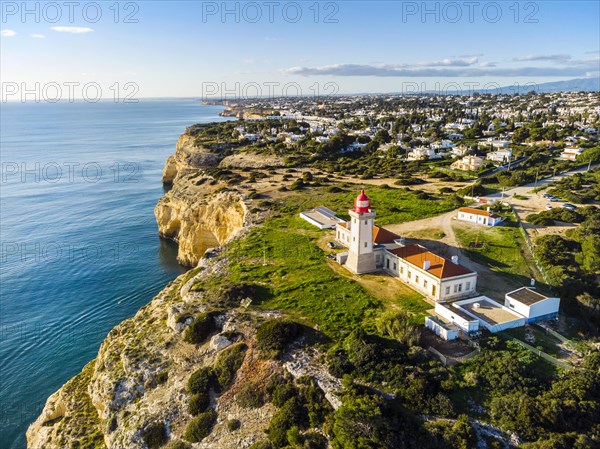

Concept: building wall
[[425, 316, 458, 341], [529, 298, 560, 320], [439, 274, 478, 300], [434, 303, 479, 333]]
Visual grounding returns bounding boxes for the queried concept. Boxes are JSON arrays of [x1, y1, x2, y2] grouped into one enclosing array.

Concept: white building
[[504, 288, 560, 323], [487, 149, 512, 164], [451, 155, 485, 171], [559, 146, 584, 161], [434, 302, 479, 334], [425, 316, 459, 341], [299, 207, 344, 230], [453, 296, 526, 333], [407, 147, 438, 161], [335, 191, 478, 301], [457, 207, 503, 226]]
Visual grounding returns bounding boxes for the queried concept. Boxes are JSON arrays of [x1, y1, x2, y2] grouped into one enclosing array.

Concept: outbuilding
[[504, 287, 560, 323]]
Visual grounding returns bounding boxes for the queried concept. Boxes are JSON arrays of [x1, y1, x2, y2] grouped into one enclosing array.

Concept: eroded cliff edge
[[26, 124, 330, 449]]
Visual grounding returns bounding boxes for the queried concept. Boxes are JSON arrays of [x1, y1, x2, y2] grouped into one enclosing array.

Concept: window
[[458, 284, 463, 292], [393, 263, 396, 270], [424, 280, 428, 288], [337, 231, 340, 239], [408, 271, 411, 279], [353, 237, 355, 242], [386, 259, 390, 269], [454, 284, 458, 293], [466, 281, 471, 290], [364, 242, 367, 248], [445, 286, 450, 295], [415, 275, 419, 283], [400, 267, 404, 274], [432, 285, 437, 296], [509, 303, 515, 309]]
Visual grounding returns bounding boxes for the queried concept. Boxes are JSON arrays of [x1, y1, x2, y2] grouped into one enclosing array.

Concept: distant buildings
[[486, 148, 512, 163], [559, 146, 584, 161], [451, 155, 485, 171]]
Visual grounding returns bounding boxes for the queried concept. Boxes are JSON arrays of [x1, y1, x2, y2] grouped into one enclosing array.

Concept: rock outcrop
[[155, 184, 247, 267]]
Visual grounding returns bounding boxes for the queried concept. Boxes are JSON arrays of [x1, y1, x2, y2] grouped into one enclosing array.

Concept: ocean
[[0, 100, 231, 449]]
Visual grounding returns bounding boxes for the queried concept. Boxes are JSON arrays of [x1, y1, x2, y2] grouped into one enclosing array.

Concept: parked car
[[542, 193, 552, 198], [561, 203, 577, 211], [545, 204, 553, 210], [549, 197, 560, 202]]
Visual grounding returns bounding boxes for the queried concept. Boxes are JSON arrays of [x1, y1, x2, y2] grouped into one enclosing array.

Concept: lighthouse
[[345, 189, 377, 274]]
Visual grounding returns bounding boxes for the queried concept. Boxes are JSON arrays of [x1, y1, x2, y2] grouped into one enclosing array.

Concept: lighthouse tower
[[345, 190, 377, 274]]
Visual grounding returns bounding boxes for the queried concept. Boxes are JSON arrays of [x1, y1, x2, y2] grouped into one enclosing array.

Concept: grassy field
[[207, 186, 447, 338], [453, 216, 537, 280]]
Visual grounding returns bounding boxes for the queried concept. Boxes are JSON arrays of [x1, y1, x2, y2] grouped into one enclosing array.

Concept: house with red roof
[[334, 190, 478, 301]]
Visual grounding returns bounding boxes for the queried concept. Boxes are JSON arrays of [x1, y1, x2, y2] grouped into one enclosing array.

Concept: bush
[[187, 367, 214, 394], [213, 343, 247, 392], [163, 441, 191, 449], [236, 382, 265, 408], [247, 442, 273, 449], [226, 419, 241, 431], [141, 422, 167, 449], [183, 312, 218, 344], [256, 319, 301, 354], [188, 392, 210, 416], [184, 409, 217, 443], [156, 370, 168, 385]]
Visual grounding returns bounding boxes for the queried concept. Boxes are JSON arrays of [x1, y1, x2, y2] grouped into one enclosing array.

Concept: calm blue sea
[[0, 100, 231, 449]]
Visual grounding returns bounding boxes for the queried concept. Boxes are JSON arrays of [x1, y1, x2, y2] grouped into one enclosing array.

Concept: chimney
[[530, 278, 536, 287], [423, 260, 431, 271], [487, 207, 491, 212], [451, 255, 459, 265]]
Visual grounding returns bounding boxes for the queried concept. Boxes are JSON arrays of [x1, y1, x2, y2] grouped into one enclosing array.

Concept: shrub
[[236, 382, 265, 408], [248, 442, 273, 449], [163, 441, 191, 449], [184, 409, 217, 443], [226, 419, 241, 431], [188, 392, 210, 416], [213, 343, 247, 392], [326, 348, 353, 378], [187, 367, 214, 395], [141, 422, 167, 449], [256, 319, 300, 354], [155, 370, 168, 385], [183, 312, 218, 344]]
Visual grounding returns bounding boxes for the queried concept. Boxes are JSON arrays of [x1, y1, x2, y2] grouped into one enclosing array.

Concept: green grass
[[223, 215, 380, 338], [504, 326, 565, 358], [278, 185, 458, 225], [208, 186, 450, 338], [453, 218, 536, 279]]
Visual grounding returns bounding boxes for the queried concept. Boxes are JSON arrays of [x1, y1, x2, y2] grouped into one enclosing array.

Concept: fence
[[538, 324, 581, 353], [427, 346, 480, 366], [498, 333, 572, 370], [509, 205, 553, 287]]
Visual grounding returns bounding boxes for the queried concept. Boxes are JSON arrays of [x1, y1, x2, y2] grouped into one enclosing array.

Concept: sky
[[1, 1, 599, 99]]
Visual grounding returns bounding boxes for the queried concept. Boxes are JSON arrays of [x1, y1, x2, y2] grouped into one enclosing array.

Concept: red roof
[[459, 207, 500, 219], [388, 244, 473, 279], [373, 226, 400, 244]]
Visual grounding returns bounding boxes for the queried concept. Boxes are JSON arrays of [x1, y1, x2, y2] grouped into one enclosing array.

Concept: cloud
[[513, 54, 571, 62], [282, 63, 599, 78], [31, 34, 46, 38], [242, 59, 257, 64], [1, 29, 17, 37], [416, 56, 480, 67], [50, 26, 94, 34]]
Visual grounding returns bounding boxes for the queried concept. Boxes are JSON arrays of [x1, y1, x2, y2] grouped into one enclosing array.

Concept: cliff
[[26, 127, 337, 449], [155, 184, 247, 266]]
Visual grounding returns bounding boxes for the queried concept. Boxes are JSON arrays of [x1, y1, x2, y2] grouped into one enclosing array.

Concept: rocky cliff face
[[27, 127, 339, 449], [155, 184, 247, 266], [162, 130, 224, 184]]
